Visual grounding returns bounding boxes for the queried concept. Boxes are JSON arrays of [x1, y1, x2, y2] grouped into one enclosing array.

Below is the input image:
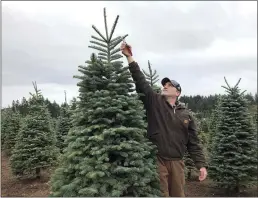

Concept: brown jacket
[[129, 61, 206, 169]]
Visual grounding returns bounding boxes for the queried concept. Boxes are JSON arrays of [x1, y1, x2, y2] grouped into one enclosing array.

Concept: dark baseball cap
[[161, 77, 182, 92]]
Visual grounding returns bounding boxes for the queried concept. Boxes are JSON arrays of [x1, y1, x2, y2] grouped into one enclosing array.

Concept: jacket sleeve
[[128, 61, 156, 105], [186, 115, 207, 170]]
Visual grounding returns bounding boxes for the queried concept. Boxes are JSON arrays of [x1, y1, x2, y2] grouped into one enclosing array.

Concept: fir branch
[[64, 90, 67, 104], [88, 45, 108, 53], [148, 60, 152, 75], [110, 48, 121, 56], [234, 78, 242, 89], [152, 70, 158, 77], [146, 76, 151, 81], [110, 54, 123, 61], [221, 85, 230, 91], [91, 36, 106, 44], [121, 34, 129, 40], [90, 53, 98, 62], [108, 15, 119, 42], [98, 56, 108, 60], [224, 77, 231, 89], [110, 34, 128, 49], [32, 81, 37, 92], [240, 90, 247, 96], [104, 8, 109, 41], [90, 41, 108, 49], [111, 61, 124, 65], [142, 69, 149, 76], [110, 36, 122, 44], [92, 25, 107, 42], [152, 76, 159, 83], [98, 52, 108, 57]]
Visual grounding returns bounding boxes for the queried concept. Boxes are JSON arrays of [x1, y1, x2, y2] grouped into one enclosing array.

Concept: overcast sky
[[2, 1, 257, 107]]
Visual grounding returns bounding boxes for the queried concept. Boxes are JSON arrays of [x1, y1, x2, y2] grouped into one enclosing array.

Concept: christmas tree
[[10, 82, 58, 179], [207, 98, 222, 155], [142, 60, 160, 93], [209, 77, 257, 194], [1, 108, 21, 155], [50, 8, 161, 197], [55, 91, 72, 153]]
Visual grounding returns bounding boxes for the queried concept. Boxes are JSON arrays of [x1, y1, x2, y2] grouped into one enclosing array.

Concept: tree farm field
[[1, 151, 257, 197], [2, 3, 257, 198]]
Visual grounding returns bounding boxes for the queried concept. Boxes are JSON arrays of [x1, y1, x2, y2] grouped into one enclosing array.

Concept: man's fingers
[[120, 44, 126, 50]]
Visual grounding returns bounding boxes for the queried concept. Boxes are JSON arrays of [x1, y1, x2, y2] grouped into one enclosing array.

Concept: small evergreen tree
[[70, 97, 77, 111], [209, 77, 257, 195], [142, 60, 160, 93], [10, 82, 58, 179], [207, 99, 222, 154], [1, 108, 21, 155], [50, 8, 161, 197], [55, 91, 72, 153]]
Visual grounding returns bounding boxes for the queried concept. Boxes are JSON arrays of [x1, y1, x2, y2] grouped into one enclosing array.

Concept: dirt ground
[[1, 151, 257, 197]]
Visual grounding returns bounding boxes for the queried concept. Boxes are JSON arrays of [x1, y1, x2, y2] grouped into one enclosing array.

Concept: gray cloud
[[2, 1, 257, 106], [113, 1, 256, 53], [3, 7, 93, 86]]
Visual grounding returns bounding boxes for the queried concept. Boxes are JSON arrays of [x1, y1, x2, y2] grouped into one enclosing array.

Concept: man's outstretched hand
[[199, 167, 207, 181], [120, 41, 132, 57]]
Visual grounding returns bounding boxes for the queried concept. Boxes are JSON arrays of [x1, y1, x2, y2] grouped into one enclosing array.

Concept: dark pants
[[157, 155, 185, 197]]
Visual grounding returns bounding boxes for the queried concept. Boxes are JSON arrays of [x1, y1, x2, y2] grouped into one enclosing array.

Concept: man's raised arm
[[121, 42, 154, 96]]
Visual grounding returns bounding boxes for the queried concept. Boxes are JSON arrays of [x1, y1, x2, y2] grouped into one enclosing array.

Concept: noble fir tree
[[1, 108, 21, 155], [10, 82, 58, 179], [50, 8, 161, 197], [142, 60, 160, 93], [55, 91, 72, 153], [209, 77, 257, 194], [207, 98, 222, 155]]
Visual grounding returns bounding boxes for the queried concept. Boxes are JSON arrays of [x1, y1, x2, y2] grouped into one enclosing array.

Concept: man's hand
[[120, 41, 134, 64], [120, 41, 132, 57], [199, 167, 207, 181]]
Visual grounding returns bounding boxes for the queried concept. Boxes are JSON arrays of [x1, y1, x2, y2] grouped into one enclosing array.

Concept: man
[[120, 42, 208, 197]]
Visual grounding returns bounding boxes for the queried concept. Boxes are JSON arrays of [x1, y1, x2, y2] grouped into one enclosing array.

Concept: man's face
[[161, 82, 180, 98]]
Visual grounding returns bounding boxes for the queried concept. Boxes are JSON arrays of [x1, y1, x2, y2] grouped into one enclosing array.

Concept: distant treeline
[[3, 92, 257, 119]]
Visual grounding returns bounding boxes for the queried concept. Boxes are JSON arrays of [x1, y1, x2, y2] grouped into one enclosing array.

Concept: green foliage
[[50, 8, 161, 197], [207, 97, 222, 155], [88, 8, 128, 64], [5, 96, 61, 119], [10, 82, 58, 179], [180, 94, 220, 118], [70, 97, 77, 111], [142, 60, 160, 93], [209, 77, 257, 194], [1, 108, 21, 155], [56, 103, 72, 153]]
